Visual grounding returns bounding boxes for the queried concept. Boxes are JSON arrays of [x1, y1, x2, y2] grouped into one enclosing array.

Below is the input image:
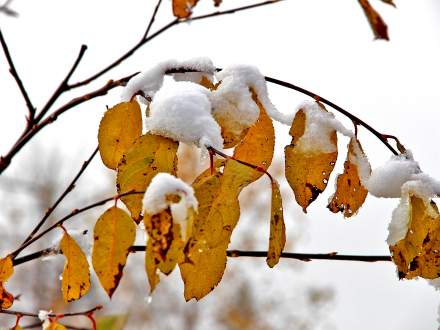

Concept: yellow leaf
[[10, 326, 23, 330], [284, 104, 338, 212], [172, 0, 199, 18], [98, 100, 142, 170], [180, 96, 275, 300], [96, 314, 128, 330], [390, 195, 440, 279], [0, 256, 14, 309], [60, 232, 90, 302], [358, 0, 389, 40], [44, 322, 67, 330], [117, 133, 178, 223], [92, 207, 136, 298], [267, 180, 286, 268], [328, 137, 369, 218], [144, 210, 184, 292]]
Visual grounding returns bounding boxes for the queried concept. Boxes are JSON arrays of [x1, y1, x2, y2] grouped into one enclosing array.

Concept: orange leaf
[[358, 0, 389, 40], [172, 0, 199, 18], [0, 256, 14, 309], [267, 180, 286, 268]]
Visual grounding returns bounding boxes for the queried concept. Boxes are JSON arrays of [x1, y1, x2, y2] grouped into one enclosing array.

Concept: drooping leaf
[[96, 314, 128, 330], [172, 0, 199, 18], [213, 0, 222, 6], [0, 255, 14, 309], [380, 0, 396, 7], [358, 0, 389, 40], [267, 180, 285, 268], [117, 133, 178, 223], [180, 95, 275, 300], [98, 100, 142, 170], [92, 207, 136, 298], [328, 137, 370, 218], [390, 195, 440, 279], [59, 232, 90, 302], [284, 105, 338, 212], [144, 210, 184, 292], [44, 322, 67, 330]]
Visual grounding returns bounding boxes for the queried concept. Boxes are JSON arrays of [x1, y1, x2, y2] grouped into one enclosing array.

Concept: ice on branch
[[294, 101, 353, 153], [121, 57, 215, 102], [146, 80, 223, 151], [212, 65, 292, 135], [143, 173, 198, 232]]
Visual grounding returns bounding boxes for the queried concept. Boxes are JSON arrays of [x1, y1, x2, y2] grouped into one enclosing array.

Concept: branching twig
[[0, 305, 102, 318], [0, 0, 18, 17], [142, 0, 163, 40]]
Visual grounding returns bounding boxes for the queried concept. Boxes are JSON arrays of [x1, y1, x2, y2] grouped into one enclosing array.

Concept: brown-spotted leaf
[[0, 256, 14, 309], [60, 232, 90, 302], [44, 322, 67, 330], [390, 195, 440, 279], [92, 207, 136, 298], [144, 210, 184, 292], [180, 97, 275, 300], [117, 133, 178, 223], [358, 0, 389, 40], [98, 100, 142, 170], [328, 138, 370, 218], [285, 104, 338, 212], [172, 0, 199, 18], [267, 180, 285, 268]]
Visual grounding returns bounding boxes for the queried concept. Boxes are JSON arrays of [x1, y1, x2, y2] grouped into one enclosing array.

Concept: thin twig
[[0, 29, 35, 123], [142, 0, 163, 39], [0, 306, 102, 318], [0, 0, 18, 17], [10, 191, 145, 258], [21, 323, 90, 330], [12, 146, 99, 257]]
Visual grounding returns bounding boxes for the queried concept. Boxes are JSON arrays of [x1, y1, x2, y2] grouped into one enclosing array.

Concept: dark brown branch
[[0, 305, 102, 318], [13, 247, 58, 266], [34, 45, 88, 124], [0, 29, 35, 123], [142, 0, 163, 40], [12, 146, 99, 258], [10, 191, 145, 258]]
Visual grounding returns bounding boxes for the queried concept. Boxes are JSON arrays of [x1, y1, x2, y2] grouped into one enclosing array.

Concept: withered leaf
[[390, 195, 440, 279], [98, 100, 142, 170], [358, 0, 389, 40], [92, 207, 136, 298], [285, 104, 338, 212], [267, 180, 286, 268], [117, 133, 178, 223], [0, 256, 14, 309], [172, 0, 199, 18], [60, 232, 90, 302], [328, 137, 369, 218]]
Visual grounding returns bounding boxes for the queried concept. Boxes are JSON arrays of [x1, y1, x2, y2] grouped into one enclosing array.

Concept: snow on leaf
[[328, 137, 370, 218], [285, 103, 338, 212], [358, 0, 389, 40], [98, 100, 142, 170], [116, 134, 178, 223], [267, 180, 286, 268], [59, 232, 91, 302], [390, 194, 440, 280], [180, 97, 275, 300], [44, 322, 67, 330], [172, 0, 199, 18], [0, 255, 14, 309], [92, 206, 136, 298]]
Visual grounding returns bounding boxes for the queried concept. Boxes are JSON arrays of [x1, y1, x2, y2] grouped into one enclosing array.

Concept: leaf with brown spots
[[0, 255, 14, 309], [267, 180, 285, 268], [98, 100, 142, 170], [92, 207, 136, 298], [284, 103, 338, 212], [180, 96, 275, 300], [172, 0, 199, 18], [117, 133, 178, 223], [44, 322, 67, 330], [390, 195, 440, 279], [144, 210, 184, 292], [59, 232, 90, 302], [358, 0, 389, 40], [328, 138, 370, 218]]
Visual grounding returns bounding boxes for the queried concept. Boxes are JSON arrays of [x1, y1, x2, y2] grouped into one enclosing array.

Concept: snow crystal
[[146, 80, 223, 152], [348, 138, 371, 186], [366, 152, 421, 198], [212, 65, 292, 134], [294, 101, 353, 153], [121, 57, 215, 102], [38, 310, 52, 321], [143, 173, 198, 236]]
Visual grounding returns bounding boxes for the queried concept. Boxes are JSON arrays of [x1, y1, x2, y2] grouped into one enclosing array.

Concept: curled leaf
[[328, 137, 370, 218], [285, 104, 338, 212], [98, 100, 142, 170], [267, 180, 285, 268], [358, 0, 389, 40], [60, 232, 90, 302], [117, 133, 178, 223], [92, 207, 136, 298], [0, 256, 14, 309]]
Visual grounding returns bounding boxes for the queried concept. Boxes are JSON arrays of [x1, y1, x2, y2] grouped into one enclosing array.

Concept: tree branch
[[0, 305, 102, 318], [142, 0, 163, 40]]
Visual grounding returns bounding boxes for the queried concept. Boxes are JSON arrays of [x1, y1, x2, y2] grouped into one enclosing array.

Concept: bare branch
[[0, 0, 18, 17], [142, 0, 163, 40]]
